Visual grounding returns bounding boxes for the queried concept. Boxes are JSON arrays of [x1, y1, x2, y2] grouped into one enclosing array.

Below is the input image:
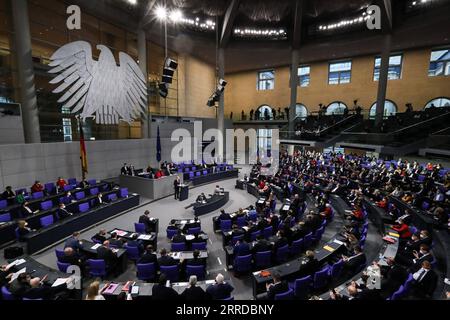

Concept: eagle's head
[[96, 45, 116, 65]]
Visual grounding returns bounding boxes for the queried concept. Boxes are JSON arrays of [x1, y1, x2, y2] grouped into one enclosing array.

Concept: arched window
[[326, 102, 347, 115], [369, 100, 397, 119], [424, 97, 450, 109], [295, 104, 308, 119], [256, 105, 273, 120]]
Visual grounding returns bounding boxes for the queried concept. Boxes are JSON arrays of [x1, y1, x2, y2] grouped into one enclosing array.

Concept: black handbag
[[4, 246, 24, 259]]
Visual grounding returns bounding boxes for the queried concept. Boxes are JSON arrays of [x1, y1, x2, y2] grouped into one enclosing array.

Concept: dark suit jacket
[[158, 255, 178, 266], [152, 284, 179, 300], [58, 208, 72, 219], [96, 246, 117, 268], [138, 252, 157, 265], [218, 213, 231, 221], [206, 283, 234, 300], [345, 253, 366, 274], [181, 286, 209, 300], [412, 269, 438, 298], [234, 242, 250, 256], [267, 281, 289, 300], [138, 215, 152, 231], [23, 283, 67, 300], [172, 234, 186, 243], [252, 239, 272, 253], [64, 237, 82, 252], [109, 238, 124, 248], [298, 258, 320, 277]]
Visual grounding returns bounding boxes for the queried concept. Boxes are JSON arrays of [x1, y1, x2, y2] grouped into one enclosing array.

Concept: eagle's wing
[[48, 41, 95, 114], [117, 52, 148, 123]]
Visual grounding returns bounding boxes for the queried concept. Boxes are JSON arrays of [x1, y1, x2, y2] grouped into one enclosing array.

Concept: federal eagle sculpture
[[48, 41, 147, 124]]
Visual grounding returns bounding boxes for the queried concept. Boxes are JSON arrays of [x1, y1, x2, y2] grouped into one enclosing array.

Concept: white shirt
[[413, 268, 429, 282]]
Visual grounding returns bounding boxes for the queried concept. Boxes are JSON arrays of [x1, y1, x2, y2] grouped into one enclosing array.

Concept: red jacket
[[392, 223, 412, 239]]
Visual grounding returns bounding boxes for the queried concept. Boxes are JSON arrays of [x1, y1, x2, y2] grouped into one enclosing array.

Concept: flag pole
[[78, 116, 88, 181]]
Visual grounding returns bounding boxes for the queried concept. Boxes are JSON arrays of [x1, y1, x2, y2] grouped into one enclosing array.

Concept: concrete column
[[217, 47, 225, 160], [375, 35, 392, 127], [289, 49, 300, 133], [11, 0, 41, 143], [138, 28, 150, 138]]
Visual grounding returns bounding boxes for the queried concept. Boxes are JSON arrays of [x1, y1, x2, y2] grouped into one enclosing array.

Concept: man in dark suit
[[181, 275, 209, 300], [234, 240, 250, 257], [218, 209, 231, 221], [408, 244, 434, 273], [97, 240, 118, 272], [410, 260, 438, 299], [206, 273, 234, 300], [92, 229, 108, 243], [138, 245, 158, 265], [252, 235, 272, 254], [138, 210, 156, 233], [58, 203, 73, 219], [298, 250, 321, 278], [23, 277, 68, 300], [92, 193, 105, 207], [196, 193, 207, 203], [59, 247, 83, 267], [265, 272, 289, 300], [342, 246, 366, 276], [152, 274, 180, 300], [158, 248, 178, 266], [172, 229, 186, 243], [378, 258, 408, 298], [120, 163, 129, 175], [64, 232, 83, 253], [109, 232, 124, 248], [273, 230, 288, 252]]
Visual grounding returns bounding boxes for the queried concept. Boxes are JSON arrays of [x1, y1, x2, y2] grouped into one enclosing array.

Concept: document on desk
[[242, 226, 249, 231], [52, 278, 69, 287], [282, 205, 291, 211], [102, 283, 120, 294], [138, 234, 152, 240], [11, 267, 26, 281], [180, 220, 188, 224], [205, 280, 215, 285], [91, 243, 101, 250], [185, 235, 195, 241], [333, 239, 344, 245], [388, 232, 399, 238], [6, 258, 27, 269], [131, 286, 139, 294], [323, 245, 335, 252], [111, 230, 127, 237]]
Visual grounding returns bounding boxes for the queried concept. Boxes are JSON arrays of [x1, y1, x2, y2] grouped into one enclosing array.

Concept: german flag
[[79, 119, 88, 176]]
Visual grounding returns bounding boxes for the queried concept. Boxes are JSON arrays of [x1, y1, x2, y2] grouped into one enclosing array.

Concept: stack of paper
[[137, 234, 152, 240], [91, 243, 101, 250]]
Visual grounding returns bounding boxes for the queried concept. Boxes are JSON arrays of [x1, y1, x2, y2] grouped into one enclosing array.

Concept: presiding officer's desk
[[8, 255, 82, 299], [23, 194, 140, 254], [193, 192, 229, 216], [100, 279, 228, 300], [108, 228, 158, 249], [157, 250, 208, 260], [119, 174, 182, 200], [81, 240, 128, 273], [251, 237, 345, 298]]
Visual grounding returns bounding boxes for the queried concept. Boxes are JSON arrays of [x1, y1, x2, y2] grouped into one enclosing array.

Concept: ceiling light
[[169, 9, 183, 22], [155, 5, 167, 20], [127, 0, 137, 4]]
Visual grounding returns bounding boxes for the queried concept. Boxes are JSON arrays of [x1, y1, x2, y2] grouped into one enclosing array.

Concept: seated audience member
[[16, 220, 32, 241], [23, 276, 68, 300], [59, 247, 83, 267], [154, 169, 165, 179], [138, 210, 153, 233], [376, 258, 408, 298], [376, 197, 388, 210], [342, 246, 366, 276], [120, 163, 129, 175], [252, 235, 272, 254], [206, 273, 234, 300], [92, 193, 105, 206], [0, 264, 12, 287], [265, 272, 289, 300], [273, 230, 288, 251], [2, 186, 15, 203], [138, 245, 158, 266], [85, 281, 105, 300], [172, 229, 186, 243], [79, 179, 89, 189], [196, 193, 207, 203], [392, 219, 412, 239], [56, 177, 67, 191], [92, 229, 108, 244], [214, 185, 221, 195], [58, 203, 73, 219], [234, 239, 250, 256], [109, 232, 124, 248], [298, 250, 321, 278], [31, 180, 44, 194], [408, 244, 434, 272], [320, 204, 333, 220], [181, 249, 205, 268], [21, 201, 38, 217], [410, 260, 438, 299], [61, 191, 75, 204], [158, 248, 178, 266], [151, 274, 179, 300], [97, 240, 119, 272], [15, 190, 26, 205], [181, 275, 208, 300], [218, 209, 231, 221], [8, 272, 32, 297], [64, 232, 83, 252]]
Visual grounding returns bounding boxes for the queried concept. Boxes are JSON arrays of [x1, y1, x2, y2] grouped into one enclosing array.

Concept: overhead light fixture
[[127, 0, 137, 4], [155, 5, 167, 20], [169, 9, 183, 22]]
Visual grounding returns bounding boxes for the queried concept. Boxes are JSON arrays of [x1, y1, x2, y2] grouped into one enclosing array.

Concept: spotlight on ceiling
[[169, 9, 183, 22], [127, 0, 137, 4], [155, 5, 167, 20]]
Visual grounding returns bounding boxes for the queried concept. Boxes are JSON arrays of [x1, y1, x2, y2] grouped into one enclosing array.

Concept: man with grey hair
[[22, 276, 69, 300], [181, 275, 208, 300], [206, 273, 234, 300]]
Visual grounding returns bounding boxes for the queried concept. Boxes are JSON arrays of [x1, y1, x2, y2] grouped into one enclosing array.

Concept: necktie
[[417, 269, 427, 282]]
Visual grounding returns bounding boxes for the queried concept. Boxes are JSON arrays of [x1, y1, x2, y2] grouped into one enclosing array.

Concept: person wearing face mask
[[409, 244, 434, 273], [58, 202, 73, 219]]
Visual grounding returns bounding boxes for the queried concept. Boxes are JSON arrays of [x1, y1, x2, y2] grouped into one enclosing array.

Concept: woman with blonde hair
[[85, 281, 105, 300]]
